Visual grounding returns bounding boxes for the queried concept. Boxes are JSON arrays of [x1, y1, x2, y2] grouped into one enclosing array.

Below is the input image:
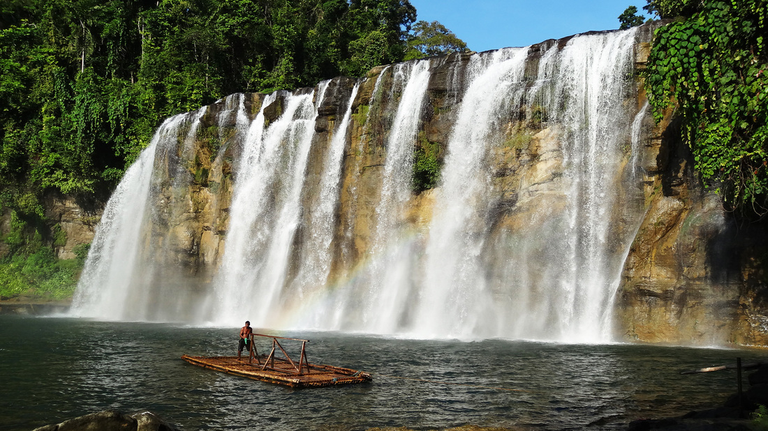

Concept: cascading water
[[73, 28, 647, 343], [339, 67, 390, 274], [416, 48, 531, 339], [290, 82, 361, 328], [549, 29, 641, 342], [71, 112, 202, 320], [468, 29, 642, 343], [211, 87, 325, 325], [630, 100, 651, 180], [359, 60, 432, 332]]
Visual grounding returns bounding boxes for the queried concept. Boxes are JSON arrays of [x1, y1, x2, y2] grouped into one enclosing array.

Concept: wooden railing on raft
[[246, 333, 311, 375]]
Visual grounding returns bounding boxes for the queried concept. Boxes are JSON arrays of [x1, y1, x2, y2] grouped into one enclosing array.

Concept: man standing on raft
[[238, 320, 253, 360]]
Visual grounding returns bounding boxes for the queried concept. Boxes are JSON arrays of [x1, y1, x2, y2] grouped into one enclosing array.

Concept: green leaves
[[342, 0, 416, 76], [619, 6, 647, 30], [643, 0, 702, 18], [645, 0, 768, 216], [404, 20, 468, 60]]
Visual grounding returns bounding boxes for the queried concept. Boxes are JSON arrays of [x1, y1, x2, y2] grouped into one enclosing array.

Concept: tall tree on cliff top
[[618, 6, 646, 29], [404, 20, 468, 60], [643, 0, 768, 217]]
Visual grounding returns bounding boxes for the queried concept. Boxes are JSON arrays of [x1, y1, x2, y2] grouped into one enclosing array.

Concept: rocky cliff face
[[617, 87, 768, 347], [69, 22, 768, 346]]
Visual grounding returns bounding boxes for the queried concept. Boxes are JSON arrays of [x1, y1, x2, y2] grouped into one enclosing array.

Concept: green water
[[0, 314, 764, 430]]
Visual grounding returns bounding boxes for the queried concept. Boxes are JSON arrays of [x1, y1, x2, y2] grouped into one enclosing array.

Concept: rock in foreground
[[32, 410, 179, 431]]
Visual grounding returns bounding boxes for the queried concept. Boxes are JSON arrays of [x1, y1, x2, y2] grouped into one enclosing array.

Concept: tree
[[618, 6, 646, 29], [644, 0, 768, 216], [642, 0, 702, 18], [342, 0, 416, 76], [404, 20, 468, 60]]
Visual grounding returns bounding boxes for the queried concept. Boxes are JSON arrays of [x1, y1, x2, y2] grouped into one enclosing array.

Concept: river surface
[[1, 314, 765, 430]]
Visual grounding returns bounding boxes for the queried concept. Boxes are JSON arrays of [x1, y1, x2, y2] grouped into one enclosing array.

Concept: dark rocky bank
[[628, 364, 768, 430]]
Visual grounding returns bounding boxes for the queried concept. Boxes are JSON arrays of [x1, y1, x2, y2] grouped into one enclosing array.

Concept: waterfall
[[211, 86, 326, 326], [361, 60, 432, 332], [339, 68, 389, 280], [477, 29, 641, 342], [550, 29, 639, 342], [293, 82, 361, 328], [416, 48, 530, 338], [73, 28, 647, 343], [71, 112, 201, 320], [630, 100, 650, 180]]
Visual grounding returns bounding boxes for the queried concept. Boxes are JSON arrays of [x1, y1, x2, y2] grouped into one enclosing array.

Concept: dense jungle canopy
[[0, 0, 424, 200], [0, 0, 471, 202]]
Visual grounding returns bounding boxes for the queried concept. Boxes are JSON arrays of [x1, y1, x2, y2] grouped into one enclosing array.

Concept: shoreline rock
[[32, 410, 179, 431]]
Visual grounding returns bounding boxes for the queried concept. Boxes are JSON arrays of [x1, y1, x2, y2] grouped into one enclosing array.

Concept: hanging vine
[[644, 0, 768, 216]]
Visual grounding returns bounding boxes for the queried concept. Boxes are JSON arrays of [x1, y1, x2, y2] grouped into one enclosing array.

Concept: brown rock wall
[[43, 193, 103, 260], [614, 48, 768, 345]]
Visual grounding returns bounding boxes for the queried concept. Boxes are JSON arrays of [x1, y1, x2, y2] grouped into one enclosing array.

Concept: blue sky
[[408, 0, 653, 52]]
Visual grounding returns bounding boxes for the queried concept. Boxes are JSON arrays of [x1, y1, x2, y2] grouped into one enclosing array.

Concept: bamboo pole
[[262, 341, 276, 371], [247, 334, 253, 364], [270, 340, 275, 369], [252, 333, 309, 343], [274, 339, 299, 372], [248, 334, 261, 365], [298, 341, 309, 375]]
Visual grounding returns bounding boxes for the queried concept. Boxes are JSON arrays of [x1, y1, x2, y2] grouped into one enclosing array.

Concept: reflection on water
[[0, 315, 764, 430]]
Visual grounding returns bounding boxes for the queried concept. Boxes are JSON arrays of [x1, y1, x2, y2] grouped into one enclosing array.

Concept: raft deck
[[182, 333, 371, 388]]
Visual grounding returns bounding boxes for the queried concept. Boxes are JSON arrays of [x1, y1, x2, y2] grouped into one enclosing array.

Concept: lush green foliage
[[0, 0, 417, 202], [753, 404, 768, 430], [0, 189, 89, 300], [405, 20, 468, 60], [619, 6, 647, 29], [644, 0, 768, 215], [0, 246, 86, 301]]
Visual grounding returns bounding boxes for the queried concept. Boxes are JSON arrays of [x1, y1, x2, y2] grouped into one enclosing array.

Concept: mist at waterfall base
[[68, 26, 661, 345], [2, 315, 763, 431]]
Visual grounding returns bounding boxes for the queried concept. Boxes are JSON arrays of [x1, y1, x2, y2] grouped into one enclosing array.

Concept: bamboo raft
[[182, 333, 372, 388]]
